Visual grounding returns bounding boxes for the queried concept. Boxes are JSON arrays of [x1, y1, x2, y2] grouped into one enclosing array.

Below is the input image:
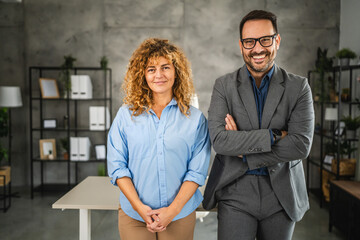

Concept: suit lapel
[[261, 65, 285, 128], [237, 66, 259, 129]]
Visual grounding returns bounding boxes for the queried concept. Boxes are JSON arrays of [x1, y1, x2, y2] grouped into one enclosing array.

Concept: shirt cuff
[[269, 129, 274, 145], [183, 171, 206, 186], [110, 168, 132, 186]]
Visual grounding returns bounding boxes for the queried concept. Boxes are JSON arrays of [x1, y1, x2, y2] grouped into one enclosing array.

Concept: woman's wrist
[[168, 202, 182, 216]]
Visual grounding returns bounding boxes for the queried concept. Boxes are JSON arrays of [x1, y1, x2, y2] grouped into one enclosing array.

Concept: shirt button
[[159, 152, 162, 155]]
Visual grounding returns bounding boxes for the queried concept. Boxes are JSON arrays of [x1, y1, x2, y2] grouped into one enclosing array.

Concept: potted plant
[[314, 48, 333, 102], [342, 115, 360, 139], [59, 55, 76, 98], [60, 138, 69, 160], [331, 141, 357, 176], [100, 56, 108, 70], [336, 48, 357, 66], [341, 88, 350, 102], [0, 108, 10, 186]]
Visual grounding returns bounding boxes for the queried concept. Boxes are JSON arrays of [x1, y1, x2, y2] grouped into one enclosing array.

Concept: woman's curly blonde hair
[[123, 38, 195, 117]]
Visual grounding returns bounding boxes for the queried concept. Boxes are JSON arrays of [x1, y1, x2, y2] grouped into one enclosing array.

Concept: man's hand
[[225, 114, 238, 131], [281, 130, 288, 139]]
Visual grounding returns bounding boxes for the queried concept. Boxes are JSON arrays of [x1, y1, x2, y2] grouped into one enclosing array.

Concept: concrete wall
[[0, 0, 340, 186]]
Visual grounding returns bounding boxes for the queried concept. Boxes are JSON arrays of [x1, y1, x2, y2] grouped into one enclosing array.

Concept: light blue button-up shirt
[[107, 99, 211, 222]]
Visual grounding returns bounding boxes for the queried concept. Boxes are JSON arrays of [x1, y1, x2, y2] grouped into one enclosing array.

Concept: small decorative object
[[60, 138, 69, 160], [43, 119, 57, 129], [334, 121, 345, 136], [97, 164, 106, 176], [59, 55, 76, 98], [95, 145, 106, 160], [100, 56, 108, 70], [48, 150, 54, 160], [342, 115, 360, 139], [39, 139, 56, 160], [335, 48, 357, 66], [341, 88, 351, 102], [324, 155, 334, 165], [39, 78, 60, 99]]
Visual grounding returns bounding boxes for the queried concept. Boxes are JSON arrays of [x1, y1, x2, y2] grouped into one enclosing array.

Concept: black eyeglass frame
[[241, 33, 278, 49]]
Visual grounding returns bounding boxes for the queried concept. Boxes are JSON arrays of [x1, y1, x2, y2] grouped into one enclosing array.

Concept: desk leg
[[79, 209, 91, 240]]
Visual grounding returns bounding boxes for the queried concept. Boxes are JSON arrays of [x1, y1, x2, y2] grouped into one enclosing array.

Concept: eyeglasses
[[241, 34, 278, 49]]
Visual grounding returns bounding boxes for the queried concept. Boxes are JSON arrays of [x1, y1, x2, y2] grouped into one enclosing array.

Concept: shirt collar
[[168, 98, 178, 106]]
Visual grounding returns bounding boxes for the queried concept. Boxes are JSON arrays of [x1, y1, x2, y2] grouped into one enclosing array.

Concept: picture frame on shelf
[[335, 121, 345, 136], [43, 119, 57, 129], [39, 139, 56, 160], [39, 78, 60, 99], [95, 145, 106, 160]]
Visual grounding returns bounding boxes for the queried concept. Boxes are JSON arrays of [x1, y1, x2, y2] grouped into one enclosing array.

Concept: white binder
[[79, 75, 93, 99], [78, 137, 91, 161], [70, 76, 80, 99], [71, 75, 93, 99], [89, 106, 110, 130], [70, 137, 79, 161], [70, 137, 91, 161]]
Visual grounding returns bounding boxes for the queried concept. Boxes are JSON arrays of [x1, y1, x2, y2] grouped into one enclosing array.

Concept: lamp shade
[[0, 86, 23, 108], [324, 107, 338, 121]]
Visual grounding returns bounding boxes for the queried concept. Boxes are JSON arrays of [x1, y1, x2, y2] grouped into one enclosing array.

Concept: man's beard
[[245, 50, 275, 73]]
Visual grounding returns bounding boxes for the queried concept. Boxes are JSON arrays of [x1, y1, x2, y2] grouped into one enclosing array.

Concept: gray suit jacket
[[203, 64, 314, 222]]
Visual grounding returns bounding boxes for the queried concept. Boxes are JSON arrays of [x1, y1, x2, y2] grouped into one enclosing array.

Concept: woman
[[107, 38, 210, 240]]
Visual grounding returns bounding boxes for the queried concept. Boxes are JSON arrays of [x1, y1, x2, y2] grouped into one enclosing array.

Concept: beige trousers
[[118, 208, 196, 240]]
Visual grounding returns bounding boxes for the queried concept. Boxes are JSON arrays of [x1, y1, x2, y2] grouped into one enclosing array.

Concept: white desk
[[52, 176, 119, 240], [53, 176, 211, 240]]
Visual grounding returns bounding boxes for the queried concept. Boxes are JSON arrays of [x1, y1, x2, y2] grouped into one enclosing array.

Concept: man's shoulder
[[276, 66, 307, 84], [216, 68, 240, 81]]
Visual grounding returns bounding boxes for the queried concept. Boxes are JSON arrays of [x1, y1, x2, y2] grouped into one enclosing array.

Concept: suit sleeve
[[208, 78, 272, 157], [246, 79, 314, 169]]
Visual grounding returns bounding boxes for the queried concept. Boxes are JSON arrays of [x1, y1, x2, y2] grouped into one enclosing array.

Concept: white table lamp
[[0, 86, 23, 108]]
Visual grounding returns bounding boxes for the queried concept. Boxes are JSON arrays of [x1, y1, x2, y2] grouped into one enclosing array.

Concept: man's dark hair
[[239, 10, 278, 39]]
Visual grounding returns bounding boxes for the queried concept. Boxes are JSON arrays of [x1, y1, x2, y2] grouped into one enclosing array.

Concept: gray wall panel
[[0, 0, 341, 186]]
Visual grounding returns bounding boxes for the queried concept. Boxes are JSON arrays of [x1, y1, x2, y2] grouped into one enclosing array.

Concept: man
[[203, 10, 314, 240]]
